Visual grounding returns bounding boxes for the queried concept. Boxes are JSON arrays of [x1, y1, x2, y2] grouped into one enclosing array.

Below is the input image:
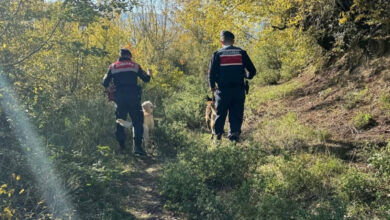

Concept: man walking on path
[[208, 30, 256, 142], [103, 48, 151, 155]]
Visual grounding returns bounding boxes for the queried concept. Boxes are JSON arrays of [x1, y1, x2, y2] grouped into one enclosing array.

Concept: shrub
[[338, 169, 377, 204], [252, 112, 318, 152], [352, 112, 375, 129], [252, 27, 316, 85], [163, 75, 207, 130], [233, 154, 347, 219], [260, 70, 281, 85], [161, 162, 205, 214], [343, 88, 368, 109], [379, 94, 390, 113], [368, 142, 390, 178], [161, 161, 232, 219], [160, 142, 256, 219], [187, 143, 252, 189], [247, 81, 301, 113]]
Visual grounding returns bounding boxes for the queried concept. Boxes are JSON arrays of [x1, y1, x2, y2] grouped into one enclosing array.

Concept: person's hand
[[147, 68, 153, 77]]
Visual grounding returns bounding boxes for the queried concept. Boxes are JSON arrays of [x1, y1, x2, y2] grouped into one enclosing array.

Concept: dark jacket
[[208, 45, 256, 90], [102, 58, 150, 102]]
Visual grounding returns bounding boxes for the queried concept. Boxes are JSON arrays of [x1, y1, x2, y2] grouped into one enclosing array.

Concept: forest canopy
[[1, 0, 389, 219]]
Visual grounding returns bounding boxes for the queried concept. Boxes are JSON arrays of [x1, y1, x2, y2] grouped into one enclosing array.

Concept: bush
[[161, 161, 232, 219], [188, 144, 252, 189], [163, 75, 207, 130], [252, 112, 319, 152], [161, 142, 255, 219], [153, 121, 194, 157], [340, 170, 375, 202], [343, 87, 368, 109], [232, 154, 346, 219], [337, 168, 381, 218], [379, 94, 390, 113], [368, 142, 390, 178], [352, 112, 375, 129], [247, 81, 301, 112], [252, 27, 316, 84], [260, 70, 281, 85]]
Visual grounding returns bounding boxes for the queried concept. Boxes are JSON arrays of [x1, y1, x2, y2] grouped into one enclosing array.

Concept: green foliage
[[163, 75, 207, 130], [226, 153, 347, 219], [161, 162, 226, 219], [352, 112, 375, 129], [153, 121, 193, 157], [1, 0, 390, 218], [338, 169, 377, 203], [337, 168, 385, 218], [247, 80, 301, 111], [187, 144, 251, 188], [379, 94, 390, 113], [368, 143, 390, 178], [343, 87, 368, 109], [253, 112, 326, 153], [161, 142, 258, 219], [253, 27, 318, 84]]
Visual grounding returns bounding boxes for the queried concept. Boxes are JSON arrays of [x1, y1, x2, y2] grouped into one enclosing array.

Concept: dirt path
[[121, 156, 179, 220]]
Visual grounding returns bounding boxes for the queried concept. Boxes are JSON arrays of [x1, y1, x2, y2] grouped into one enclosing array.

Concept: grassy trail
[[119, 156, 178, 220]]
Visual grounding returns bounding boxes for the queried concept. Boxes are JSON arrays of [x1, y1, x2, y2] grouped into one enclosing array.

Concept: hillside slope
[[246, 54, 390, 155], [159, 53, 390, 219]]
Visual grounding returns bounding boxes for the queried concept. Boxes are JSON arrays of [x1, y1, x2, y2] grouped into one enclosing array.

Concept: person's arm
[[102, 65, 113, 88], [242, 50, 256, 79], [208, 52, 219, 91], [137, 66, 151, 83]]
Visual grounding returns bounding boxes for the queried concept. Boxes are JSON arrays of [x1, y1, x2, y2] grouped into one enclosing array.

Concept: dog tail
[[116, 119, 133, 128]]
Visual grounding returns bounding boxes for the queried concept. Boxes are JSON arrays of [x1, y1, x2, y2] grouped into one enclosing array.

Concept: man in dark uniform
[[208, 30, 256, 142], [102, 48, 151, 155]]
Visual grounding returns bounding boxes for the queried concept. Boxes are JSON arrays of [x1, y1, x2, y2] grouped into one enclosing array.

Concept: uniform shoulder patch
[[111, 61, 138, 74], [220, 49, 243, 67]]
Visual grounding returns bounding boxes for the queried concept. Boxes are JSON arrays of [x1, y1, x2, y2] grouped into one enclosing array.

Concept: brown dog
[[205, 96, 216, 139]]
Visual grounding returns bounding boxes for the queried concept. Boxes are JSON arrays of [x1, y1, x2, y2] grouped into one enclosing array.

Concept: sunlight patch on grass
[[247, 80, 302, 111], [253, 112, 330, 152]]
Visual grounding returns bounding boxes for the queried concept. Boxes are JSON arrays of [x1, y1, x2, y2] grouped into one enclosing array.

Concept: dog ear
[[206, 96, 212, 101]]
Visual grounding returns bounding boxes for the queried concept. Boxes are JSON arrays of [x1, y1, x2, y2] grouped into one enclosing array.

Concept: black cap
[[220, 30, 235, 41], [120, 48, 132, 58]]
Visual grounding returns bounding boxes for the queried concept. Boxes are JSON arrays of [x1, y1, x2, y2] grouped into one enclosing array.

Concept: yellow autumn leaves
[[0, 174, 25, 218]]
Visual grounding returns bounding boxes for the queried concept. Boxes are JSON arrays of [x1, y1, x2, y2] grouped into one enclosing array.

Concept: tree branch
[[4, 19, 62, 68], [0, 0, 24, 39]]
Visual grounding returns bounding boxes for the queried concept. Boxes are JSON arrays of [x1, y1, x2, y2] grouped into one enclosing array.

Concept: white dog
[[141, 101, 155, 148], [116, 101, 155, 152]]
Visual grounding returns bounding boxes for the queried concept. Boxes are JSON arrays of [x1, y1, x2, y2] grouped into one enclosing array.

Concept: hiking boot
[[228, 132, 240, 142], [228, 135, 239, 142], [119, 140, 126, 153], [133, 138, 147, 156], [134, 150, 147, 156]]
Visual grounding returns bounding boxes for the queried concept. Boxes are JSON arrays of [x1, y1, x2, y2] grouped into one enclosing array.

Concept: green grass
[[247, 80, 301, 111], [252, 112, 330, 152], [343, 87, 369, 109], [379, 93, 390, 113], [353, 112, 375, 129]]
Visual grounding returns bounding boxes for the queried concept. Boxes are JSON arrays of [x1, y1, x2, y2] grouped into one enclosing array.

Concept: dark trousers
[[214, 88, 246, 136], [115, 100, 144, 143]]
